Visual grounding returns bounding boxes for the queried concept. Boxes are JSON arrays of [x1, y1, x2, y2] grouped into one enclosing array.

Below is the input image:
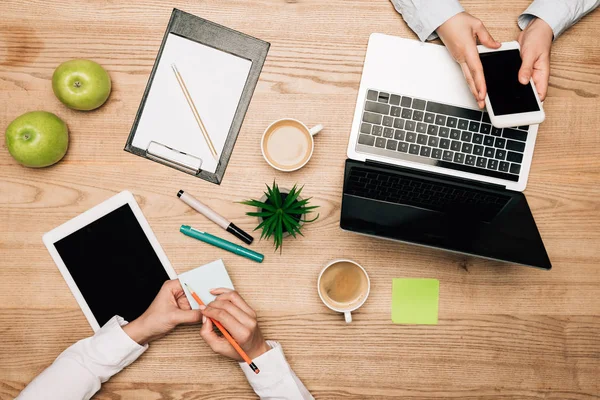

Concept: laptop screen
[[341, 160, 551, 270]]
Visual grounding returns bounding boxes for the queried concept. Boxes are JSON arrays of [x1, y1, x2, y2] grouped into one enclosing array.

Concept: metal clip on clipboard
[[146, 141, 203, 175]]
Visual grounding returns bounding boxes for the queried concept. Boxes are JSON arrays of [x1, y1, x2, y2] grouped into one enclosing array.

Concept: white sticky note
[[178, 259, 234, 308]]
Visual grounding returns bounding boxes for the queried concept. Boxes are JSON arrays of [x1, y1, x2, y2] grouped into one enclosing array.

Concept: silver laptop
[[347, 33, 540, 192], [340, 33, 551, 269]]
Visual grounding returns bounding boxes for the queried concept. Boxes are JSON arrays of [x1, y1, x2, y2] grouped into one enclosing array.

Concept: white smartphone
[[477, 41, 545, 128]]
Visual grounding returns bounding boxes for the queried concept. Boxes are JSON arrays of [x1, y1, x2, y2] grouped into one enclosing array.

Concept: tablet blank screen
[[54, 204, 169, 327]]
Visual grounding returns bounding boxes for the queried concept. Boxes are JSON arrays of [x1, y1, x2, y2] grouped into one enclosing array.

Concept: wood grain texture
[[1, 0, 599, 399]]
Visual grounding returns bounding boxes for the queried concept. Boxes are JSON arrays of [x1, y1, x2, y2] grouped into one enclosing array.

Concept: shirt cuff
[[98, 316, 148, 367], [424, 1, 464, 42], [389, 0, 463, 42], [62, 315, 148, 381], [518, 0, 572, 39], [239, 341, 293, 392]]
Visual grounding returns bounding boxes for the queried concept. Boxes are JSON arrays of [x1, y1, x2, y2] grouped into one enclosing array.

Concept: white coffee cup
[[261, 118, 323, 172], [317, 259, 370, 323]]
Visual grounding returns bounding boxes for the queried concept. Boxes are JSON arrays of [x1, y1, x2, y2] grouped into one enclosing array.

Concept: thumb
[[475, 24, 501, 49], [200, 316, 217, 341], [173, 309, 203, 325], [519, 51, 536, 85], [200, 316, 230, 354], [199, 316, 241, 360]]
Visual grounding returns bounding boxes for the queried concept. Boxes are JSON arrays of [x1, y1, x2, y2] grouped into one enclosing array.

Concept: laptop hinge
[[363, 159, 507, 191]]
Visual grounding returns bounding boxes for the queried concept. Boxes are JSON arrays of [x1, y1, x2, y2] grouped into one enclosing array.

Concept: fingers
[[172, 309, 203, 325], [202, 304, 252, 344], [519, 50, 536, 85], [474, 22, 501, 49], [436, 12, 495, 109], [210, 289, 256, 318], [162, 279, 185, 296], [199, 315, 232, 354], [210, 287, 232, 294], [208, 299, 256, 330], [464, 50, 487, 108], [162, 279, 190, 311], [534, 65, 550, 101], [527, 52, 550, 101], [470, 20, 497, 108], [176, 295, 193, 311], [460, 62, 484, 109]]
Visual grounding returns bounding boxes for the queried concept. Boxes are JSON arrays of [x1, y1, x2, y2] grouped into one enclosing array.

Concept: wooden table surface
[[1, 1, 599, 399]]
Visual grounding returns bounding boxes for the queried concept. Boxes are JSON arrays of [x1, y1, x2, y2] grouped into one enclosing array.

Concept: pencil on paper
[[184, 283, 260, 374], [171, 63, 218, 159]]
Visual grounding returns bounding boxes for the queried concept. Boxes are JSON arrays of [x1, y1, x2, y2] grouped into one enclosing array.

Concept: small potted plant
[[241, 181, 319, 252]]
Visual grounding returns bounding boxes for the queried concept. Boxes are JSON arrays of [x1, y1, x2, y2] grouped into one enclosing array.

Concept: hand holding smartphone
[[477, 41, 545, 128]]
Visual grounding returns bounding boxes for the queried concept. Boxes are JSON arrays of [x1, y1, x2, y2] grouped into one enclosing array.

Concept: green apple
[[52, 59, 111, 111], [5, 111, 69, 168]]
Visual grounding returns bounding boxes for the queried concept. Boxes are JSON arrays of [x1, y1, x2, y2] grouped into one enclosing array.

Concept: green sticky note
[[392, 278, 439, 325]]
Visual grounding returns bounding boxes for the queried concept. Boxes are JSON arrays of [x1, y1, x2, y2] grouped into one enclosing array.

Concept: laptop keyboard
[[346, 166, 511, 221], [356, 89, 529, 183]]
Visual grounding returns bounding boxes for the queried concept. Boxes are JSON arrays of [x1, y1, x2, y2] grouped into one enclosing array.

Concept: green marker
[[180, 225, 264, 263]]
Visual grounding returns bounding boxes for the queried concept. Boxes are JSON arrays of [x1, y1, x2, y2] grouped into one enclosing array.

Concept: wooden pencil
[[171, 63, 218, 159]]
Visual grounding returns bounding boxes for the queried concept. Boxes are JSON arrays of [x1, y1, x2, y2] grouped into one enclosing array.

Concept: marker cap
[[227, 223, 254, 245]]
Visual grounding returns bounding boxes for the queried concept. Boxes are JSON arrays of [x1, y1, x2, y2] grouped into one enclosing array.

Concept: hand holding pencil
[[187, 285, 270, 373]]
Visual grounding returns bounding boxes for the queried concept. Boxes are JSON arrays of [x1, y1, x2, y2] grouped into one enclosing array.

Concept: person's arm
[[16, 316, 146, 400], [516, 1, 599, 101], [389, 1, 500, 108], [518, 0, 600, 40], [17, 280, 202, 400], [238, 341, 313, 400], [200, 288, 313, 400], [388, 0, 464, 42]]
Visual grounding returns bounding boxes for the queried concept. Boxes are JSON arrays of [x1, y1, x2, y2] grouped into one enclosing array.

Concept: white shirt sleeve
[[239, 341, 313, 400], [518, 0, 600, 39], [16, 316, 147, 400], [389, 0, 464, 41], [18, 319, 311, 400]]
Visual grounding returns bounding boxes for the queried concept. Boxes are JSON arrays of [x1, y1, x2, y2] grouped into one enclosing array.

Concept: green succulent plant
[[241, 181, 319, 252]]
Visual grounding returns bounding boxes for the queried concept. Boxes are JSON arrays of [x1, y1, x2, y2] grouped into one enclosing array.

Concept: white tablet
[[43, 191, 177, 332]]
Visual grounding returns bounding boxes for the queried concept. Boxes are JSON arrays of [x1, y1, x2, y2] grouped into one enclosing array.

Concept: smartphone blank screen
[[480, 49, 540, 116]]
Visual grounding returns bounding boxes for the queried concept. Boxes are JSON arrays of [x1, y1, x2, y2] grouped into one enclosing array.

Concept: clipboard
[[124, 8, 270, 184]]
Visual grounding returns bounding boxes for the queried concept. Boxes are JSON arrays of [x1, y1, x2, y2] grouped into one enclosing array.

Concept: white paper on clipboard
[[133, 33, 252, 173]]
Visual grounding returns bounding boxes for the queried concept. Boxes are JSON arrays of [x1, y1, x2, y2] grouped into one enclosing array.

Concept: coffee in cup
[[318, 259, 370, 323], [261, 118, 322, 172]]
